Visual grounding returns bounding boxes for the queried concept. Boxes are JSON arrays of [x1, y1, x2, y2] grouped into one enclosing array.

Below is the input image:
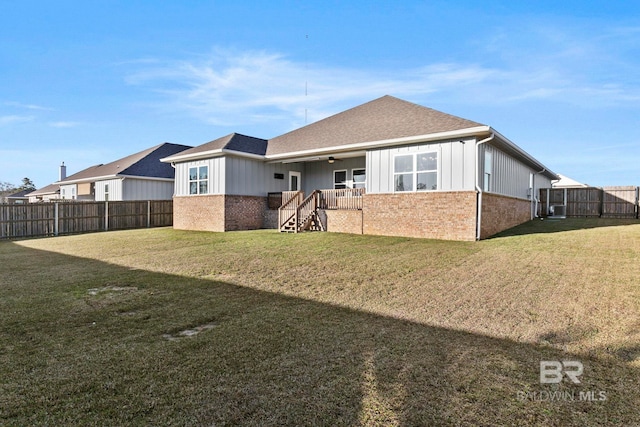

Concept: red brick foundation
[[321, 209, 364, 234], [224, 195, 268, 231], [173, 195, 225, 232], [363, 192, 477, 241], [480, 193, 532, 239], [173, 195, 268, 232]]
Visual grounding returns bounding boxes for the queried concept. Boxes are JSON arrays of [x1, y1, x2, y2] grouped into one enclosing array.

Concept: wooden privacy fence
[[0, 200, 173, 239], [539, 187, 639, 218]]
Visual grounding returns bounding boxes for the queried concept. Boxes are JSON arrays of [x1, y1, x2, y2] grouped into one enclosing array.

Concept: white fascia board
[[490, 128, 559, 180], [56, 174, 175, 185], [161, 149, 266, 163], [117, 175, 175, 182], [265, 126, 491, 161], [55, 174, 119, 185], [160, 149, 224, 163], [220, 149, 266, 160]]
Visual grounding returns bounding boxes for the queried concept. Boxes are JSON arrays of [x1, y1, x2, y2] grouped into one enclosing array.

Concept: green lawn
[[1, 219, 639, 425]]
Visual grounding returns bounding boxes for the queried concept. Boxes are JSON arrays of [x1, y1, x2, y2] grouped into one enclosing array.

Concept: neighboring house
[[56, 143, 192, 201], [6, 189, 33, 204], [162, 96, 558, 240], [552, 174, 589, 188], [28, 183, 61, 202]]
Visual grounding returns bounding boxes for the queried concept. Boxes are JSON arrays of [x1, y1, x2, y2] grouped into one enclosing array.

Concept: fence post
[[599, 188, 604, 217], [147, 200, 151, 228], [105, 201, 109, 231], [54, 202, 59, 236]]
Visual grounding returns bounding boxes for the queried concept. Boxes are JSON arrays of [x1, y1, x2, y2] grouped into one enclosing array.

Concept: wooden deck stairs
[[278, 190, 324, 233]]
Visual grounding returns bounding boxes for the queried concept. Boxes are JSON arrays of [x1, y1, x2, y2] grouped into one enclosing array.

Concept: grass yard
[[1, 218, 640, 425]]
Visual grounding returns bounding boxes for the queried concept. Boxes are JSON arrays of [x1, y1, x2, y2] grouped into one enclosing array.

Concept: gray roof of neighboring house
[[58, 142, 192, 183], [266, 95, 485, 156], [7, 189, 33, 198], [29, 183, 60, 196], [162, 133, 267, 161]]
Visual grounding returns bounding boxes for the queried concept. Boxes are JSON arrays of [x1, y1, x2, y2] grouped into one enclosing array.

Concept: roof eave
[[266, 126, 492, 160], [490, 128, 559, 180], [55, 174, 119, 185], [161, 148, 266, 163], [160, 149, 225, 163]]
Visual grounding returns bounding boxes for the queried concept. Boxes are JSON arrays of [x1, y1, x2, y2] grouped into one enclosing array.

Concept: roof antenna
[[305, 34, 308, 124]]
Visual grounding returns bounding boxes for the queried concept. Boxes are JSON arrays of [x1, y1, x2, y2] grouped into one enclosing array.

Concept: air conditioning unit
[[550, 205, 566, 218]]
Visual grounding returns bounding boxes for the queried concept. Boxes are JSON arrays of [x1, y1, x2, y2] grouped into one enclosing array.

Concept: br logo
[[540, 361, 583, 384]]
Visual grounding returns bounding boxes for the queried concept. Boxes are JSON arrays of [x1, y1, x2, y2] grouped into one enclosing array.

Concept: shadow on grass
[[492, 217, 640, 238], [1, 242, 638, 426]]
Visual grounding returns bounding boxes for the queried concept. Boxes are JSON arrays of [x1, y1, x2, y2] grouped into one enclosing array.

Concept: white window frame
[[104, 184, 109, 201], [352, 168, 366, 189], [393, 151, 439, 192], [189, 165, 209, 195], [483, 150, 492, 192], [333, 169, 348, 189]]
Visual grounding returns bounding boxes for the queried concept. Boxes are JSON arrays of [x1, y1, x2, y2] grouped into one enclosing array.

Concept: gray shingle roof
[[165, 133, 268, 159], [58, 142, 192, 183], [29, 183, 60, 196], [266, 95, 485, 156]]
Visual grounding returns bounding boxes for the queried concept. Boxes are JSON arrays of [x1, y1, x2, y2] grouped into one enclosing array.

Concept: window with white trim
[[394, 152, 438, 192], [189, 166, 209, 195], [333, 170, 347, 189], [352, 169, 366, 189], [104, 184, 109, 201], [483, 151, 492, 192]]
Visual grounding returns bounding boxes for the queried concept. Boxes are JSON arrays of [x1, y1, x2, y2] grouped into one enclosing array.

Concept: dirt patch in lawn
[[87, 286, 138, 295], [162, 322, 218, 341]]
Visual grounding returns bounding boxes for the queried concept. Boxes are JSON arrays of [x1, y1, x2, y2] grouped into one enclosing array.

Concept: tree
[[18, 177, 36, 192], [0, 181, 16, 192], [0, 181, 17, 203]]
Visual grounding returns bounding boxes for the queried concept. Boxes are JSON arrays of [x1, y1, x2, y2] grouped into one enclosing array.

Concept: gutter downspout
[[532, 168, 546, 219], [475, 133, 495, 240]]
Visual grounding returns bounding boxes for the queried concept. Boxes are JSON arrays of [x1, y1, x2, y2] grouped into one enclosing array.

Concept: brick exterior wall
[[224, 195, 268, 231], [174, 195, 269, 232], [480, 193, 532, 239], [173, 195, 225, 232], [320, 209, 364, 234], [262, 210, 279, 229], [363, 192, 478, 241]]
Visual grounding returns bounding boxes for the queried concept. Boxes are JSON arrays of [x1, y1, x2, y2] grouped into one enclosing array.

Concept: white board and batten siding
[[94, 179, 123, 201], [174, 156, 303, 197], [366, 138, 477, 194], [480, 145, 552, 200], [121, 178, 174, 200], [225, 156, 303, 196], [174, 157, 226, 196], [59, 183, 77, 200]]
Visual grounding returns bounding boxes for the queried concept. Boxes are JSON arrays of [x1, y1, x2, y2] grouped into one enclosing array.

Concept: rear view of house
[[162, 96, 557, 240]]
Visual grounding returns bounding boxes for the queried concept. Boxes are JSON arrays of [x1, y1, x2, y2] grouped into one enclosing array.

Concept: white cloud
[[126, 49, 507, 127], [49, 121, 81, 128], [4, 101, 53, 111], [0, 115, 34, 126], [125, 22, 640, 129]]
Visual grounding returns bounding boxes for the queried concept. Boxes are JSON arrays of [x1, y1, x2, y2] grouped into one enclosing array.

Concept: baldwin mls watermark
[[516, 360, 607, 402]]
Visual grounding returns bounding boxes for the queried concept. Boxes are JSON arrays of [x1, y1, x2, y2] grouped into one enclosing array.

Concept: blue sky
[[1, 1, 639, 188]]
